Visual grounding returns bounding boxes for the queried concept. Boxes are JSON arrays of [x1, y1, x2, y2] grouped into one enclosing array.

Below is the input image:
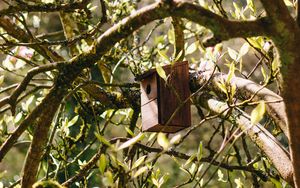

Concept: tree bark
[[281, 47, 300, 187]]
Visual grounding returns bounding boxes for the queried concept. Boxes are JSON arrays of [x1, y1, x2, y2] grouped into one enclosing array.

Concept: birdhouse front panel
[[139, 61, 191, 133], [158, 61, 191, 128]]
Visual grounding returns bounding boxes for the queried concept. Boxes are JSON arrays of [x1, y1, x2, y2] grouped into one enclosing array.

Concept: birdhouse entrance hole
[[146, 84, 151, 95]]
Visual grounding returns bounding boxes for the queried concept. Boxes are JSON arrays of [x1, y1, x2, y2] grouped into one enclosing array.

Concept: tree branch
[[0, 63, 63, 114], [171, 17, 184, 61], [170, 1, 269, 42], [198, 97, 293, 184], [0, 1, 276, 186], [0, 0, 89, 16], [0, 17, 63, 62], [62, 137, 268, 187], [69, 0, 269, 70], [194, 71, 288, 139], [62, 146, 104, 187], [259, 0, 294, 24], [21, 88, 63, 188]]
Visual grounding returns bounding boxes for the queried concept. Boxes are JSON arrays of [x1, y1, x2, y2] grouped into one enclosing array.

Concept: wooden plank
[[158, 61, 191, 129], [141, 99, 159, 131], [140, 74, 158, 106]]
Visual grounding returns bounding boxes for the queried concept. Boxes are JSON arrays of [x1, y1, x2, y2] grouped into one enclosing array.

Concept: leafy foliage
[[0, 0, 297, 187]]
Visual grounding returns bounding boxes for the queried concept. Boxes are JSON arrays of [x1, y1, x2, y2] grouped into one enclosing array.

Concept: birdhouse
[[137, 61, 191, 133]]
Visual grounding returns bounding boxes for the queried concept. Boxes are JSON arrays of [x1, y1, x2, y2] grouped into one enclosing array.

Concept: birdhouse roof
[[135, 61, 188, 81]]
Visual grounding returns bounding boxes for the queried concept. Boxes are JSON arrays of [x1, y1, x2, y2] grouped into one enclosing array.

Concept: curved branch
[[69, 0, 269, 70], [21, 88, 63, 188], [195, 71, 288, 139], [198, 98, 293, 184], [0, 0, 89, 16], [170, 1, 270, 42], [0, 63, 62, 114]]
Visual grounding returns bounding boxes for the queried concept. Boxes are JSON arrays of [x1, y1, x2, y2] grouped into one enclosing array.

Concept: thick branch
[[170, 1, 269, 41], [0, 0, 89, 16], [198, 98, 293, 184], [69, 0, 269, 70], [195, 71, 288, 139], [21, 88, 63, 188], [260, 0, 294, 25]]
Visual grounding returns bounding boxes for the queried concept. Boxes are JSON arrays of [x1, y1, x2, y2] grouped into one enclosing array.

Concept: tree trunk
[[276, 34, 300, 186]]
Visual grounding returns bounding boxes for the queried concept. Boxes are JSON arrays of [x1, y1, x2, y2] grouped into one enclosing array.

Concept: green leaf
[[158, 50, 170, 63], [186, 41, 198, 55], [228, 47, 238, 61], [102, 171, 114, 187], [173, 50, 183, 63], [216, 81, 227, 94], [226, 62, 235, 83], [261, 66, 267, 82], [197, 141, 203, 161], [99, 154, 106, 174], [251, 101, 266, 125], [217, 169, 227, 182], [157, 133, 169, 150], [239, 43, 249, 58], [155, 36, 164, 45], [151, 176, 160, 187], [95, 133, 112, 147], [270, 177, 283, 188], [247, 0, 256, 12], [132, 155, 146, 169], [168, 27, 175, 45], [3, 57, 14, 70], [184, 154, 196, 167], [14, 112, 23, 124], [156, 64, 167, 81], [68, 115, 79, 127], [133, 166, 148, 178], [170, 134, 181, 145], [0, 75, 4, 86], [125, 127, 134, 137], [179, 167, 191, 176], [234, 178, 244, 188], [272, 57, 280, 72], [148, 133, 157, 142], [189, 163, 197, 174], [117, 133, 145, 150], [158, 173, 169, 187]]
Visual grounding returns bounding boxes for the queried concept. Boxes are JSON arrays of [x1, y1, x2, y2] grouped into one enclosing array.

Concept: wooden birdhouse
[[137, 61, 191, 133]]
